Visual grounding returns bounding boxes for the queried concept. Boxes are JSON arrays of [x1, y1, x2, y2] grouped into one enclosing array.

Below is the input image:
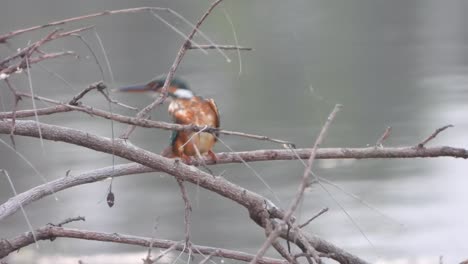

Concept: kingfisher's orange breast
[[168, 96, 220, 157]]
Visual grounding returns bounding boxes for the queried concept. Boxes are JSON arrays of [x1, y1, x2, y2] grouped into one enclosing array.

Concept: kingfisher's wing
[[206, 98, 220, 140], [206, 98, 220, 128], [169, 130, 179, 148]]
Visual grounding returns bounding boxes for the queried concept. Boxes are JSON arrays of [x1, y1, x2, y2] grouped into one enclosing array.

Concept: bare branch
[[121, 0, 226, 139], [3, 79, 20, 145], [252, 105, 341, 264], [0, 7, 170, 43], [0, 226, 283, 264], [176, 179, 192, 248], [0, 51, 76, 76], [69, 81, 105, 105], [0, 119, 369, 264], [375, 126, 391, 147], [0, 94, 293, 146], [143, 218, 160, 264], [417, 124, 454, 148], [284, 104, 342, 222], [2, 143, 466, 223], [52, 216, 86, 227]]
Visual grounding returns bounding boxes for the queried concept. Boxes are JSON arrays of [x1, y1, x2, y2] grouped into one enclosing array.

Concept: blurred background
[[1, 0, 468, 263]]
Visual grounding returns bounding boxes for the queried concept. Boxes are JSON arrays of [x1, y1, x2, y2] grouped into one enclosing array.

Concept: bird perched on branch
[[115, 76, 220, 163]]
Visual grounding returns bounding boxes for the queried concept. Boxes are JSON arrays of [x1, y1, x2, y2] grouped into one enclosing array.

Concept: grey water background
[[1, 0, 468, 263]]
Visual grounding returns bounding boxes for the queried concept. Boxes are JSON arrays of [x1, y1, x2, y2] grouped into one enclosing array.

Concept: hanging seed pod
[[107, 191, 115, 207]]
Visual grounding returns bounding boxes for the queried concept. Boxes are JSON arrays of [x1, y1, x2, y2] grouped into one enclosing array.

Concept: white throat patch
[[173, 89, 194, 99]]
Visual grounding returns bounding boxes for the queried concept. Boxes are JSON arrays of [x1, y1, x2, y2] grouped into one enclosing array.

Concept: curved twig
[[0, 225, 284, 264]]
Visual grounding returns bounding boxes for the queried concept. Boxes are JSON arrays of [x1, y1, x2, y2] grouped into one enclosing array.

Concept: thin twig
[[97, 88, 138, 111], [144, 217, 160, 264], [0, 51, 76, 76], [149, 10, 207, 54], [0, 26, 93, 69], [0, 169, 38, 248], [298, 208, 329, 229], [3, 91, 293, 146], [271, 241, 295, 264], [69, 81, 105, 105], [199, 250, 220, 264], [221, 8, 243, 75], [177, 179, 192, 248], [417, 124, 454, 148], [262, 104, 341, 264], [375, 126, 391, 148], [153, 241, 183, 263], [163, 8, 230, 61], [0, 28, 60, 68], [188, 44, 252, 51], [24, 55, 46, 152], [121, 0, 225, 139], [72, 33, 105, 79], [0, 138, 58, 202], [179, 125, 209, 149], [250, 220, 283, 264], [0, 7, 172, 43], [3, 79, 20, 146], [52, 216, 86, 227], [215, 136, 281, 203], [0, 226, 284, 264], [68, 81, 137, 110], [318, 177, 403, 226], [284, 104, 342, 221]]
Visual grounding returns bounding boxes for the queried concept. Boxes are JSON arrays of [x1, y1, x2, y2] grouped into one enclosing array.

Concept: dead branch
[[0, 119, 368, 264], [1, 146, 467, 222], [0, 7, 170, 43], [3, 79, 20, 146], [285, 104, 341, 221], [52, 216, 86, 227], [0, 226, 284, 264], [252, 104, 342, 263], [0, 93, 293, 146], [121, 0, 226, 139], [0, 26, 92, 69], [143, 218, 160, 264], [69, 81, 106, 105], [417, 124, 454, 148], [0, 51, 76, 76], [176, 179, 192, 248], [375, 126, 392, 147]]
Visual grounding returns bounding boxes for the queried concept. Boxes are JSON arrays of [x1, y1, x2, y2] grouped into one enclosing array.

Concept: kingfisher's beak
[[113, 83, 154, 93]]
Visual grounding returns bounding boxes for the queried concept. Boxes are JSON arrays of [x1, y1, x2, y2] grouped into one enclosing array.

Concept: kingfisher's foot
[[207, 150, 218, 163], [180, 153, 194, 165]]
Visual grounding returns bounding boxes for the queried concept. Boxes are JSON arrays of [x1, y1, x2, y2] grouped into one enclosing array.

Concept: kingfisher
[[115, 76, 220, 162]]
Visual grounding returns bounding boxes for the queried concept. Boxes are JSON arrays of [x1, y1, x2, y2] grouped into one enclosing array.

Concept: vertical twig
[[177, 179, 192, 249], [121, 0, 225, 139], [251, 104, 342, 264]]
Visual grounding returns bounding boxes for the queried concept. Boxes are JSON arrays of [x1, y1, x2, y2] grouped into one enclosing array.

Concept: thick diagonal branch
[[0, 119, 368, 264]]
